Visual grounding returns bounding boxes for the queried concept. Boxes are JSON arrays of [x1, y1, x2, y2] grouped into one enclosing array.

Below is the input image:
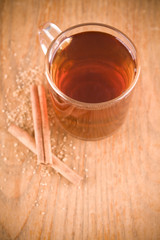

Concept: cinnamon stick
[[38, 85, 52, 164], [8, 124, 82, 185], [8, 123, 36, 154], [30, 84, 45, 164]]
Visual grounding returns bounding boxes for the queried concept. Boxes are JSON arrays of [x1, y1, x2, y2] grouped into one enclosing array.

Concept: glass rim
[[45, 22, 140, 109]]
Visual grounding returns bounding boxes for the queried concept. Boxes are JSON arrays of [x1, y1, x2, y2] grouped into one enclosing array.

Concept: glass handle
[[38, 22, 62, 55]]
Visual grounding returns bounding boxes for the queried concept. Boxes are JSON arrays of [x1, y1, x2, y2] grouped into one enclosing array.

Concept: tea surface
[[51, 31, 136, 103]]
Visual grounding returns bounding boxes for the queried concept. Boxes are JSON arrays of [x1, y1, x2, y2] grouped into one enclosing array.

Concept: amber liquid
[[50, 31, 136, 139]]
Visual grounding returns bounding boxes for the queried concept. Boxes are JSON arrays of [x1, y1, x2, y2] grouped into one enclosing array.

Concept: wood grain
[[0, 0, 160, 239]]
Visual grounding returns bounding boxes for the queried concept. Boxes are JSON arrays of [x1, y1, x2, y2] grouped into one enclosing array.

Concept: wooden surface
[[0, 0, 160, 239]]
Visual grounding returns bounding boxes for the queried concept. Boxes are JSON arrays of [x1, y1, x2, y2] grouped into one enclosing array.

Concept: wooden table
[[0, 0, 160, 239]]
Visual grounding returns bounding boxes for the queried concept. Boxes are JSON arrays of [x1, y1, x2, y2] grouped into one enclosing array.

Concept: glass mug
[[38, 22, 140, 140]]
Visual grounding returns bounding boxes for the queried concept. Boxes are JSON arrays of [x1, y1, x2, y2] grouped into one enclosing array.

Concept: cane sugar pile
[[4, 65, 54, 134]]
